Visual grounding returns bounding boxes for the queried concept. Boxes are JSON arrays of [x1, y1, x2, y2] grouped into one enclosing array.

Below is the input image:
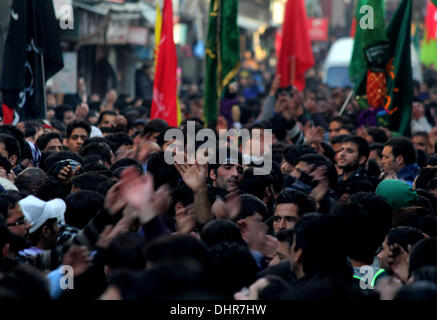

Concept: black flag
[[0, 0, 64, 124]]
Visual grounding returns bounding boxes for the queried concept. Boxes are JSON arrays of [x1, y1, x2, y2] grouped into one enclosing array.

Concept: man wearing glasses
[[0, 193, 31, 259], [272, 189, 316, 235]]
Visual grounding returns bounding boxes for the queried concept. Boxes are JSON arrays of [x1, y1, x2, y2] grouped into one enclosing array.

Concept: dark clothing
[[135, 69, 153, 101], [337, 167, 374, 196], [285, 270, 377, 300], [397, 163, 420, 186]]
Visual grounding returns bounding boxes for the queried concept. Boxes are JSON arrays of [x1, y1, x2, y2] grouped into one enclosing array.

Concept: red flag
[[426, 0, 437, 42], [151, 0, 178, 126], [276, 0, 314, 91], [350, 16, 357, 37]]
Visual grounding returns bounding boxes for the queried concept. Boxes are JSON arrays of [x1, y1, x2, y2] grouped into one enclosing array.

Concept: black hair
[[410, 238, 437, 277], [66, 120, 91, 139], [171, 184, 194, 215], [103, 232, 146, 271], [370, 143, 384, 158], [55, 104, 74, 122], [0, 125, 30, 161], [200, 219, 245, 248], [39, 151, 83, 174], [145, 234, 214, 274], [80, 142, 113, 166], [427, 154, 437, 166], [143, 119, 169, 147], [331, 134, 350, 145], [35, 132, 63, 151], [394, 281, 437, 300], [65, 190, 105, 229], [366, 127, 388, 143], [209, 242, 259, 298], [387, 226, 425, 253], [238, 167, 273, 202], [384, 137, 417, 166], [49, 119, 66, 134], [35, 175, 67, 201], [320, 142, 336, 163], [14, 168, 47, 195], [415, 167, 437, 190], [0, 215, 9, 261], [275, 190, 317, 218], [71, 172, 110, 192], [293, 213, 351, 277], [412, 266, 437, 285], [0, 134, 20, 162], [417, 149, 428, 168], [258, 275, 293, 300], [146, 151, 179, 189], [236, 194, 269, 221], [105, 133, 133, 154], [97, 110, 117, 125], [284, 145, 317, 166], [412, 131, 429, 140]]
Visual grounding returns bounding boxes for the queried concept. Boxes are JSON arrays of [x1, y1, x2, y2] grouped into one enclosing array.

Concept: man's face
[[291, 161, 311, 179], [377, 236, 391, 272], [66, 127, 88, 153], [412, 135, 428, 153], [63, 111, 76, 126], [337, 142, 361, 171], [44, 138, 63, 152], [0, 142, 13, 166], [214, 163, 243, 191], [44, 220, 60, 249], [381, 145, 400, 173], [6, 204, 30, 239], [369, 149, 383, 168], [329, 121, 343, 140], [99, 114, 117, 129], [275, 241, 293, 263], [273, 203, 299, 234]]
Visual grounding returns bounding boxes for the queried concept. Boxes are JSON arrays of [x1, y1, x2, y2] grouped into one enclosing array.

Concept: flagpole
[[40, 51, 47, 120], [339, 89, 354, 116]]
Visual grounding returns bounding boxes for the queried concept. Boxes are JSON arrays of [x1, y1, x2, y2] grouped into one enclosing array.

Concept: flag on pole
[[355, 0, 413, 137], [154, 2, 162, 69], [203, 0, 240, 127], [421, 0, 437, 68], [0, 0, 64, 124], [276, 0, 314, 91], [151, 0, 179, 127]]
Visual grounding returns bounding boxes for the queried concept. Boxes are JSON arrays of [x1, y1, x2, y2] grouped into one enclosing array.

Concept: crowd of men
[[1, 63, 437, 300]]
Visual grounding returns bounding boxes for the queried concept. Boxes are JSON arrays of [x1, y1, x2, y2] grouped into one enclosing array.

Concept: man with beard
[[0, 193, 31, 261], [336, 136, 374, 197]]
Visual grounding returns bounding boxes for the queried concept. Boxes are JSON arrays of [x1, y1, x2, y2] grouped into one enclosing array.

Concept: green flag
[[433, 0, 437, 7], [203, 0, 240, 127], [349, 0, 387, 84]]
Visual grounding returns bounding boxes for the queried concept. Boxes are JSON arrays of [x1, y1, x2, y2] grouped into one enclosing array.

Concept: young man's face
[[63, 111, 76, 126], [0, 142, 16, 166], [377, 236, 391, 272], [369, 149, 383, 168], [273, 203, 299, 234], [211, 163, 243, 191], [98, 114, 117, 129], [6, 204, 31, 239], [275, 241, 293, 263], [44, 138, 63, 152], [381, 145, 401, 173], [412, 135, 428, 153], [65, 127, 89, 154], [329, 121, 343, 140], [337, 142, 362, 172]]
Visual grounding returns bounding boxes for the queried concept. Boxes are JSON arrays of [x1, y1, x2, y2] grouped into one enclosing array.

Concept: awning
[[74, 0, 156, 25], [237, 15, 268, 32]]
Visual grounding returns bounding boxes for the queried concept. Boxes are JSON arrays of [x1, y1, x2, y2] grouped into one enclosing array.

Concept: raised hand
[[104, 181, 128, 216], [174, 162, 208, 193], [62, 245, 93, 277], [388, 243, 410, 283], [119, 167, 157, 225]]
